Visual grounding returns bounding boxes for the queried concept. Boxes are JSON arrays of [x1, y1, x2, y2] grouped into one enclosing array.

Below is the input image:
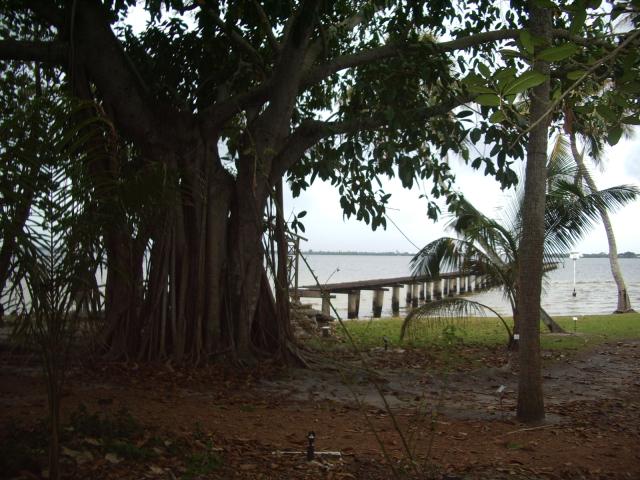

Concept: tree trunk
[[516, 1, 551, 424], [568, 132, 634, 313], [101, 231, 145, 359], [273, 179, 297, 361], [540, 307, 565, 333], [227, 169, 271, 362]]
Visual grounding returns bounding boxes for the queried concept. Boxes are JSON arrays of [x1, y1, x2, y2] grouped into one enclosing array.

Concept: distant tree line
[[303, 250, 414, 256]]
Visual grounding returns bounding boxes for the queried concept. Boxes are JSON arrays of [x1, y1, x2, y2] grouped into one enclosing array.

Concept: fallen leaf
[[105, 453, 122, 464]]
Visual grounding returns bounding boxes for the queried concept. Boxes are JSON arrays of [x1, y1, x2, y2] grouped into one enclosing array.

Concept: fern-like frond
[[400, 298, 512, 342]]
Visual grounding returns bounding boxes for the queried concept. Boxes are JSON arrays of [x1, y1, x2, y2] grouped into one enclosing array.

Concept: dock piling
[[433, 279, 442, 300], [372, 289, 385, 318], [411, 284, 420, 308], [347, 291, 360, 319], [448, 278, 456, 297], [391, 286, 400, 316], [321, 292, 331, 317]]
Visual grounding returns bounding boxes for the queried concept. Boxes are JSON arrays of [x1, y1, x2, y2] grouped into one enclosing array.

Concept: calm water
[[296, 255, 640, 318]]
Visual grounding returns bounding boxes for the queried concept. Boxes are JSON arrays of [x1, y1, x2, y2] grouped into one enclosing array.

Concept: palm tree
[[564, 112, 636, 312], [401, 151, 638, 347]]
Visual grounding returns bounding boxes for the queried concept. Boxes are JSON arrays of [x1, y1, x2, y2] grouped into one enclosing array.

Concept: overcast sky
[[285, 135, 640, 254]]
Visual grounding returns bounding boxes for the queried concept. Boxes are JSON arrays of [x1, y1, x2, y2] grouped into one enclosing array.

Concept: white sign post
[[569, 252, 582, 297]]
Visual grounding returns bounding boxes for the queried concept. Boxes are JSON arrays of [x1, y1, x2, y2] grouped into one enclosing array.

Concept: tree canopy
[[0, 1, 638, 372]]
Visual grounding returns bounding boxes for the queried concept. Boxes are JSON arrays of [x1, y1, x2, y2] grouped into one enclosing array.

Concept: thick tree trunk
[[568, 132, 634, 313], [101, 231, 145, 359], [516, 1, 551, 424], [227, 171, 271, 362]]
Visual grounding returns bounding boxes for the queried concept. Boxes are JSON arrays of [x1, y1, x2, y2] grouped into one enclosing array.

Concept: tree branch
[[251, 0, 280, 53], [270, 94, 471, 184], [24, 0, 65, 28], [199, 5, 265, 68], [302, 28, 618, 89], [0, 40, 67, 64], [71, 1, 176, 152]]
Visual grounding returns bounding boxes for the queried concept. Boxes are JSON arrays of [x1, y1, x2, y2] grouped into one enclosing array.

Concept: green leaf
[[475, 94, 501, 107], [502, 71, 546, 95], [570, 7, 587, 35], [461, 73, 484, 86], [519, 31, 534, 55], [499, 49, 521, 59], [297, 210, 307, 218], [621, 115, 640, 125], [596, 105, 617, 123], [607, 126, 623, 146], [619, 81, 640, 94], [470, 129, 481, 144], [489, 110, 506, 123], [467, 84, 495, 94], [566, 70, 586, 80], [537, 43, 579, 62], [455, 110, 474, 118], [494, 67, 517, 85], [478, 63, 491, 79]]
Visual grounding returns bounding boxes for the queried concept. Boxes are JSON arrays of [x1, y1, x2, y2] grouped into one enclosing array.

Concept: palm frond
[[410, 237, 471, 278], [545, 183, 639, 256], [448, 198, 518, 266], [400, 297, 512, 342]]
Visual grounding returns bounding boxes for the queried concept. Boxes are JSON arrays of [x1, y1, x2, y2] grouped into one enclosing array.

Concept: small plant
[[70, 404, 141, 440], [106, 440, 154, 461], [184, 446, 223, 479], [0, 420, 49, 476]]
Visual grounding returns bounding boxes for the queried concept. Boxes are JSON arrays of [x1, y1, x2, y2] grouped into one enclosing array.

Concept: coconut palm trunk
[[568, 131, 634, 313]]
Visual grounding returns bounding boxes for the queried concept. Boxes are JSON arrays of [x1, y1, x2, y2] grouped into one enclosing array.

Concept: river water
[[296, 255, 640, 318]]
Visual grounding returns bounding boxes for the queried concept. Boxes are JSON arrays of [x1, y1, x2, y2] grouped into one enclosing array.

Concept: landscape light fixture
[[306, 431, 315, 461], [569, 252, 582, 297]]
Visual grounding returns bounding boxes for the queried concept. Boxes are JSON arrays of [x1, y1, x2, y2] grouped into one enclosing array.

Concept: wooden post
[[321, 291, 331, 317], [459, 275, 466, 294], [405, 285, 412, 305], [392, 286, 400, 316], [293, 237, 300, 302], [419, 283, 425, 301], [443, 278, 449, 296], [433, 279, 442, 300], [425, 281, 432, 302], [412, 284, 420, 308], [347, 291, 360, 319], [448, 278, 456, 297], [372, 289, 385, 318]]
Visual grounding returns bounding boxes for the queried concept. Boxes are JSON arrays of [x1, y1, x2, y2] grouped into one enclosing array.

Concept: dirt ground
[[1, 339, 639, 479]]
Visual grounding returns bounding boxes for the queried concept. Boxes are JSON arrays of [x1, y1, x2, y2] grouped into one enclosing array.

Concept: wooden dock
[[296, 272, 495, 319]]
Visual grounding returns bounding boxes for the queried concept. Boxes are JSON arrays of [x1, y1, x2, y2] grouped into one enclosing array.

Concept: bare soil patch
[[1, 340, 639, 479]]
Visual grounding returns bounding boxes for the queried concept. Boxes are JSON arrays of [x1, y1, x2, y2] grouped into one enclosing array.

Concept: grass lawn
[[314, 312, 640, 353]]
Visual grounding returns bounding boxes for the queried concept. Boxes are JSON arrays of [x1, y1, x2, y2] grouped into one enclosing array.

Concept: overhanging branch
[[269, 94, 471, 184], [0, 40, 68, 64]]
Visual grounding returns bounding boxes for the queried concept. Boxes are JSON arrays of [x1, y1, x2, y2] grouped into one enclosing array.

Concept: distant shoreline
[[302, 251, 638, 258]]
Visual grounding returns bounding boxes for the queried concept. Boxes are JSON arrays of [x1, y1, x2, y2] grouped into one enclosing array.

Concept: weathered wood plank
[[300, 272, 462, 293]]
